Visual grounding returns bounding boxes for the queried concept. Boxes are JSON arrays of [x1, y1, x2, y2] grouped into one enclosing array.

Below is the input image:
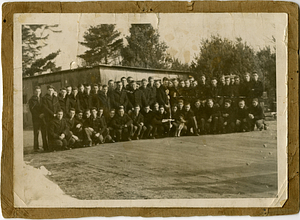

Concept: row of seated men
[[29, 78, 265, 152]]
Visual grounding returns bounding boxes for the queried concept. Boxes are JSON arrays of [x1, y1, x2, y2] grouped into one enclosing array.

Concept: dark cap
[[159, 105, 165, 109], [47, 85, 54, 89], [252, 98, 259, 102], [163, 77, 169, 81], [72, 86, 78, 90], [69, 108, 76, 112], [34, 86, 41, 90], [118, 105, 124, 110], [91, 107, 97, 111], [224, 99, 232, 104], [77, 110, 83, 114]]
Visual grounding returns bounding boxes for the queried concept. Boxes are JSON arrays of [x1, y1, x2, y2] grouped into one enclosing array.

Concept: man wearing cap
[[248, 98, 264, 131], [48, 109, 75, 151], [250, 72, 264, 99], [110, 81, 129, 111], [147, 76, 157, 107], [219, 99, 235, 133], [28, 86, 46, 152], [111, 106, 133, 141], [130, 105, 146, 140]]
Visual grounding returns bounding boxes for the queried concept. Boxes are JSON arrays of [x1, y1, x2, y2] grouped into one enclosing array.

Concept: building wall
[[23, 65, 189, 128]]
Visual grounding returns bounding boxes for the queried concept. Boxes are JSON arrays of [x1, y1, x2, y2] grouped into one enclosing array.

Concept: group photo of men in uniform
[[29, 71, 266, 152]]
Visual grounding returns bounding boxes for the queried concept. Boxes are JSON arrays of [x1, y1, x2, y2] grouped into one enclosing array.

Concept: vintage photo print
[[14, 12, 288, 208]]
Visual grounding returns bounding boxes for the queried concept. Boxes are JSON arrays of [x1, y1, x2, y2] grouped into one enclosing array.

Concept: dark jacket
[[208, 85, 219, 99], [156, 86, 169, 106], [130, 112, 144, 126], [80, 92, 94, 110], [222, 85, 233, 97], [147, 84, 157, 106], [110, 89, 128, 110], [98, 91, 111, 112], [232, 84, 242, 98], [83, 116, 102, 133], [69, 94, 81, 112], [152, 111, 168, 126], [205, 105, 220, 119], [193, 104, 206, 120], [240, 81, 252, 97], [42, 94, 60, 120], [197, 83, 210, 100], [58, 95, 70, 115], [139, 86, 151, 106], [251, 80, 263, 98], [111, 113, 133, 129], [248, 105, 264, 120], [48, 118, 71, 140], [66, 116, 76, 130], [28, 94, 43, 122], [183, 109, 195, 122], [235, 106, 249, 120], [127, 89, 147, 109], [220, 106, 235, 123]]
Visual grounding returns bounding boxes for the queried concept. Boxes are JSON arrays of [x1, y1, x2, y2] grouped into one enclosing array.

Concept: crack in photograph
[[16, 13, 287, 207]]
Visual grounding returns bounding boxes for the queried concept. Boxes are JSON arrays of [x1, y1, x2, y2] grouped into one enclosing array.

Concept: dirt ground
[[24, 120, 277, 200]]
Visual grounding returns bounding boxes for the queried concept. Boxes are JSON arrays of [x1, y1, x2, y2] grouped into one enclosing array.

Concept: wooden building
[[23, 65, 189, 128]]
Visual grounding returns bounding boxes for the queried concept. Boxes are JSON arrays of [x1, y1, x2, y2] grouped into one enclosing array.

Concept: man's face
[[253, 74, 258, 81], [231, 78, 235, 84], [122, 79, 127, 86], [35, 89, 41, 96], [185, 80, 190, 87], [142, 80, 147, 87], [109, 81, 114, 88], [201, 76, 206, 83], [180, 81, 185, 88], [224, 102, 230, 108], [252, 100, 258, 107], [149, 78, 154, 85], [207, 101, 213, 108], [92, 109, 97, 118], [245, 75, 250, 82], [109, 111, 115, 118], [163, 80, 169, 87], [192, 81, 198, 87], [79, 85, 84, 92], [154, 103, 159, 110], [103, 87, 108, 93], [134, 106, 140, 114], [85, 86, 91, 93], [48, 88, 54, 95], [235, 78, 240, 84], [132, 82, 137, 90], [221, 77, 225, 84], [117, 82, 123, 90], [72, 89, 78, 96], [173, 80, 179, 87], [144, 106, 150, 113], [211, 79, 217, 86], [195, 101, 200, 108], [99, 109, 104, 116], [159, 107, 164, 114], [57, 111, 63, 120], [239, 101, 245, 108], [185, 105, 191, 111], [77, 113, 83, 119], [127, 78, 133, 84], [61, 89, 67, 97], [66, 87, 72, 94], [119, 109, 125, 116], [93, 86, 99, 93], [225, 78, 230, 85], [178, 103, 183, 109], [172, 106, 177, 112], [69, 111, 75, 118], [155, 81, 160, 88], [168, 81, 173, 87], [92, 109, 97, 117], [85, 111, 91, 118]]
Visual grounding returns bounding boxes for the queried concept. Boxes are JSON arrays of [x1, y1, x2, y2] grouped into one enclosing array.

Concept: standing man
[[139, 79, 151, 106], [155, 78, 170, 112], [42, 85, 61, 151], [127, 81, 147, 111], [197, 74, 209, 101], [208, 77, 220, 105], [28, 86, 45, 152], [69, 87, 80, 112], [58, 87, 70, 116], [251, 72, 264, 99], [110, 81, 129, 111], [98, 85, 111, 116], [147, 76, 157, 107], [81, 84, 94, 110], [240, 72, 253, 106]]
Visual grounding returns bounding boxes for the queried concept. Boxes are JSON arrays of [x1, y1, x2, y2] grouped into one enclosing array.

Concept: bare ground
[[24, 120, 277, 200]]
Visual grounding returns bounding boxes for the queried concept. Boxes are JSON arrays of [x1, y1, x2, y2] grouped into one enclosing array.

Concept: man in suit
[[204, 99, 220, 134], [155, 79, 170, 112], [68, 87, 80, 112], [147, 76, 157, 107], [81, 84, 94, 110], [127, 81, 147, 111], [219, 99, 235, 133], [248, 98, 264, 131], [110, 81, 129, 111], [235, 99, 250, 132], [48, 109, 75, 151], [111, 106, 133, 142], [130, 105, 146, 140], [240, 72, 253, 106], [139, 78, 151, 106], [28, 86, 45, 152], [197, 74, 210, 101], [58, 87, 70, 116], [98, 85, 111, 116], [251, 72, 264, 99]]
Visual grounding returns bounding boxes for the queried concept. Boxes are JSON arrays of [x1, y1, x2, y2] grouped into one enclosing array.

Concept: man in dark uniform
[[66, 85, 72, 99], [139, 79, 151, 106], [111, 106, 133, 142], [130, 105, 146, 140], [121, 77, 127, 89], [147, 76, 157, 107], [127, 81, 147, 111], [58, 87, 70, 116], [48, 109, 75, 151], [240, 72, 253, 106], [98, 85, 111, 116], [68, 87, 80, 112], [77, 83, 85, 111], [141, 105, 154, 139], [219, 99, 235, 133], [106, 109, 116, 141], [66, 108, 82, 147], [208, 77, 220, 105], [28, 86, 45, 152], [197, 74, 210, 101], [223, 77, 233, 99], [231, 75, 242, 107], [183, 79, 193, 103], [72, 110, 85, 145], [193, 99, 206, 134], [155, 79, 170, 112], [248, 98, 264, 131], [182, 103, 199, 136], [110, 81, 129, 111], [169, 78, 181, 106], [81, 84, 94, 110], [235, 99, 250, 132], [251, 72, 264, 99], [126, 76, 134, 91], [204, 99, 220, 134], [42, 85, 61, 151], [152, 105, 171, 138]]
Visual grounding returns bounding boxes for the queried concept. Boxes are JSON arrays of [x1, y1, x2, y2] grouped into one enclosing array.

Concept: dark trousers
[[219, 117, 235, 133], [115, 126, 132, 141], [184, 119, 198, 135], [144, 125, 153, 138], [153, 123, 170, 138], [249, 119, 264, 131], [205, 117, 219, 133], [32, 118, 46, 150], [235, 118, 250, 132], [132, 124, 147, 139]]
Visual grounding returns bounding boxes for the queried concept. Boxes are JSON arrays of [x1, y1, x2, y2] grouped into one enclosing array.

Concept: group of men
[[28, 71, 266, 152]]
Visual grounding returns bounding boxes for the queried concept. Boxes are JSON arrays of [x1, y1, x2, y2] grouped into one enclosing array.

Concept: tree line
[[22, 23, 276, 100]]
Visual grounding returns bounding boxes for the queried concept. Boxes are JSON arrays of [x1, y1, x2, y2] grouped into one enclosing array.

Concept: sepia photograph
[[13, 12, 288, 208]]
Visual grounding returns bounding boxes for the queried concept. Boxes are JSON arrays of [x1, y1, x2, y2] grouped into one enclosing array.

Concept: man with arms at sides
[[127, 81, 147, 112], [219, 99, 235, 133], [42, 85, 61, 151], [152, 105, 171, 139], [141, 105, 154, 139], [48, 109, 75, 151], [235, 99, 250, 132], [139, 78, 151, 107], [81, 84, 94, 111], [223, 76, 233, 100], [110, 81, 129, 112], [155, 78, 170, 113], [58, 87, 70, 116], [169, 78, 181, 107], [68, 87, 81, 112], [130, 105, 147, 140], [28, 86, 45, 152], [98, 85, 111, 116], [251, 71, 264, 100], [183, 79, 193, 104], [197, 74, 210, 101], [240, 72, 253, 107], [147, 76, 157, 108], [208, 77, 220, 106], [248, 98, 265, 131], [111, 106, 133, 142], [204, 99, 220, 134]]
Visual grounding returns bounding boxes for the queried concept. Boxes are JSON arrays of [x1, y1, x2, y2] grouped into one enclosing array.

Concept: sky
[[22, 13, 279, 71]]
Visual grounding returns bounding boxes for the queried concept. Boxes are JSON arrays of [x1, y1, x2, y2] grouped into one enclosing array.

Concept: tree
[[191, 35, 256, 79], [22, 25, 62, 77], [170, 58, 190, 72], [78, 24, 123, 66], [121, 24, 172, 69]]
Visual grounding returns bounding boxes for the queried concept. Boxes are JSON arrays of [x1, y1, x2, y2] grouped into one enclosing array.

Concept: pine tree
[[78, 24, 123, 66]]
